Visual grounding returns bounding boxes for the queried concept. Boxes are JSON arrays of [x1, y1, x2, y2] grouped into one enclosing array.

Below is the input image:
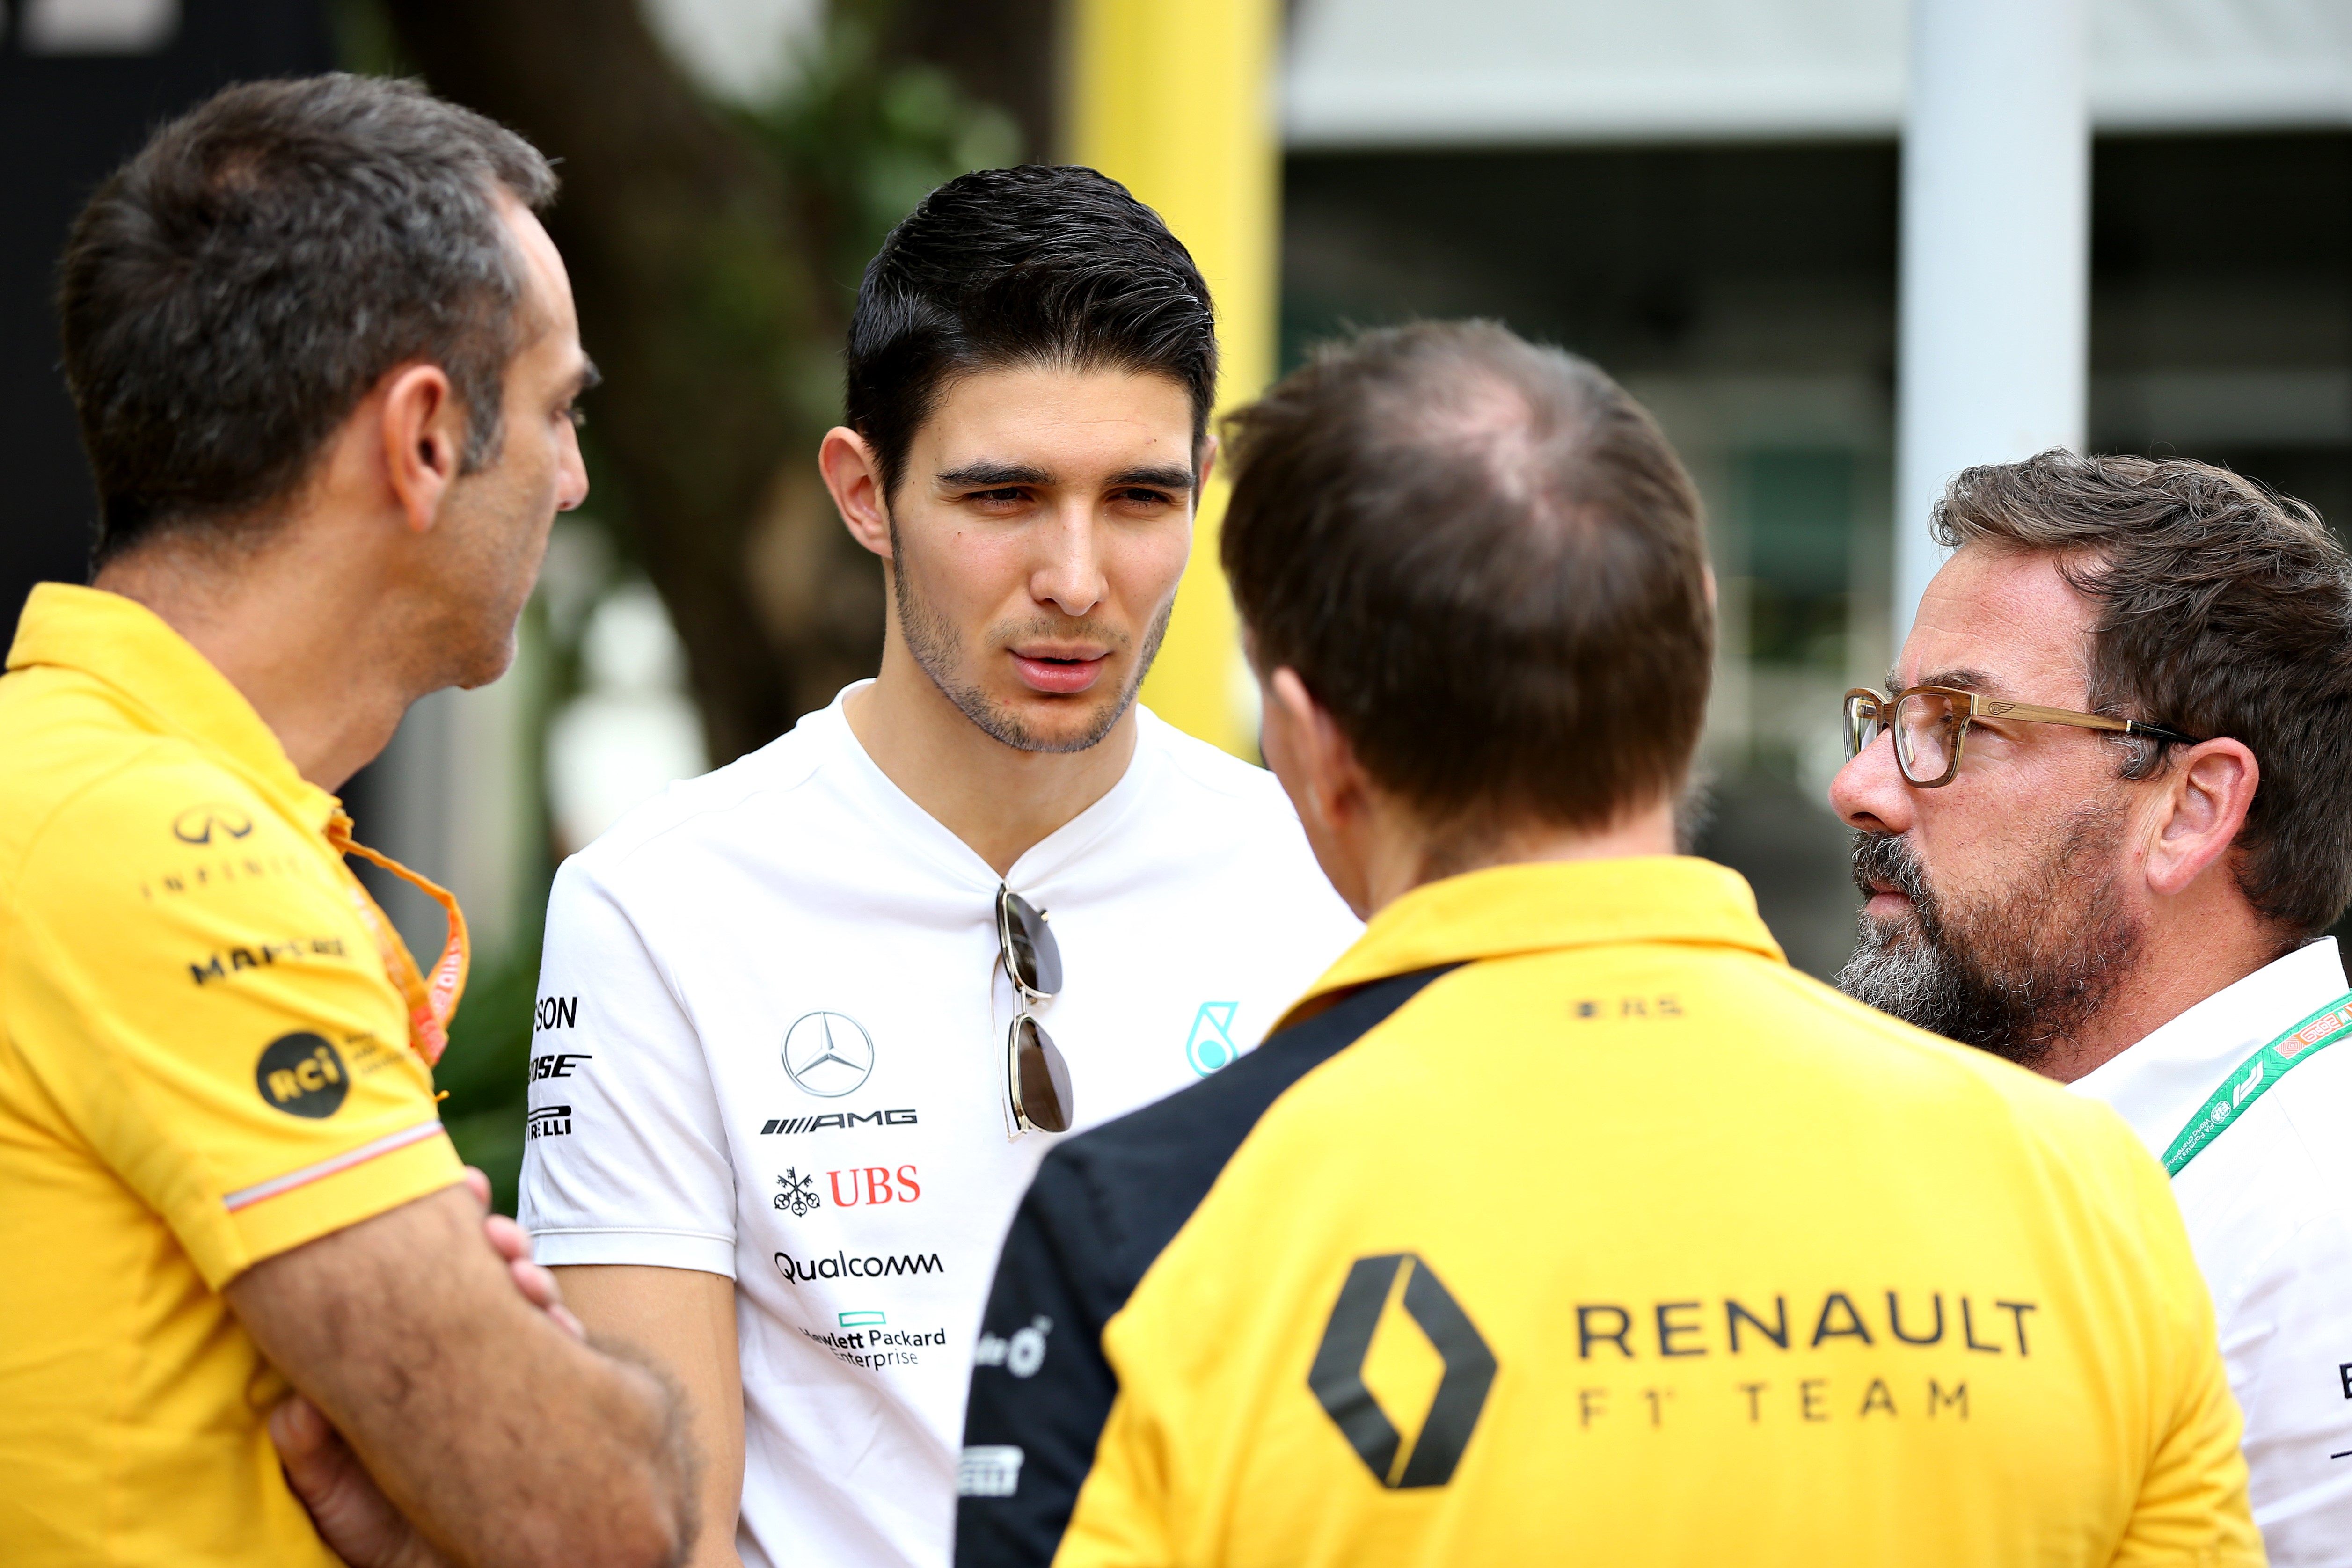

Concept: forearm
[[555, 1265, 745, 1568], [230, 1186, 695, 1568]]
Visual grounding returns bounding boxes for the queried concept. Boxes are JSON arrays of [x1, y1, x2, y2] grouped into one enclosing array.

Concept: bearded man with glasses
[[1832, 450, 2352, 1562]]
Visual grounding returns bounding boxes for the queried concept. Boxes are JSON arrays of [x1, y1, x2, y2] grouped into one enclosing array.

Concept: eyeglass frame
[[994, 885, 1074, 1138], [1842, 684, 2202, 789]]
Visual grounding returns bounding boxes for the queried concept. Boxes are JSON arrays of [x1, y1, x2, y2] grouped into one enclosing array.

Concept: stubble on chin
[[895, 558, 1174, 755]]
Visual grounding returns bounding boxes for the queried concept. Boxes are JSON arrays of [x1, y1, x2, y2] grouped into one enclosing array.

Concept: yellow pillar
[[1067, 0, 1280, 758]]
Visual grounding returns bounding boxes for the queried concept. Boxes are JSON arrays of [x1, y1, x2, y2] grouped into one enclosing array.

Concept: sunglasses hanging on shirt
[[995, 886, 1074, 1137]]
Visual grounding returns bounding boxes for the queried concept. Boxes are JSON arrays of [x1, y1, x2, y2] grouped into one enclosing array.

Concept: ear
[[820, 426, 893, 561], [1264, 666, 1372, 837], [2146, 737, 2259, 899], [380, 363, 466, 534], [1195, 431, 1220, 501]]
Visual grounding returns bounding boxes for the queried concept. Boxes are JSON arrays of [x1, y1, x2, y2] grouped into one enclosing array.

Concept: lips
[[1010, 649, 1107, 695]]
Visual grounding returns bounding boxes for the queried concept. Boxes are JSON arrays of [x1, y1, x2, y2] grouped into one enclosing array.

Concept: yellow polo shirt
[[957, 857, 2261, 1567], [0, 584, 465, 1566]]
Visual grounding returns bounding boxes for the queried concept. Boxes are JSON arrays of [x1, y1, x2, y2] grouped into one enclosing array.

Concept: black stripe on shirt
[[955, 964, 1458, 1568]]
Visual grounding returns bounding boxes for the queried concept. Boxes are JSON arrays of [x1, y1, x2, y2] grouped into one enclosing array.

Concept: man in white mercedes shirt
[[1832, 449, 2352, 1564], [518, 166, 1359, 1568]]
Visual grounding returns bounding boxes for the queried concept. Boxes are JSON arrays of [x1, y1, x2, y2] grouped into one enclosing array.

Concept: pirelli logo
[[760, 1108, 917, 1135]]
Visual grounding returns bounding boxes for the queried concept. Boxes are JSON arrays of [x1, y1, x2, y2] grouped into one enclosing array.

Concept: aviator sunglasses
[[995, 886, 1074, 1136]]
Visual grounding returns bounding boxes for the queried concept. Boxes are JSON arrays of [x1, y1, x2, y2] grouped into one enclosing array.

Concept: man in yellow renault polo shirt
[[955, 322, 2261, 1567], [0, 77, 692, 1566]]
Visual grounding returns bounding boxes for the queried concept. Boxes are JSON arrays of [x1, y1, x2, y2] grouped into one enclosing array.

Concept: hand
[[273, 1169, 586, 1564], [270, 1393, 450, 1568], [464, 1166, 585, 1340]]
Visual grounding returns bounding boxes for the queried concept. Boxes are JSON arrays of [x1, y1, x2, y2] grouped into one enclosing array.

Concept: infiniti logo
[[782, 1011, 876, 1098]]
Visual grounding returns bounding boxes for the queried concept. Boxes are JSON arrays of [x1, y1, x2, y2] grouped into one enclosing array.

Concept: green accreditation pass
[[2162, 991, 2352, 1177]]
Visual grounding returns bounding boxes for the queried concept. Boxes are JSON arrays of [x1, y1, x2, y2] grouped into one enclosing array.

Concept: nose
[[555, 419, 590, 513], [1029, 496, 1105, 619], [1829, 726, 1914, 836]]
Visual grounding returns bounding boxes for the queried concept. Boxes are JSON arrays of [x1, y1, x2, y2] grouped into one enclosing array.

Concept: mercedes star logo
[[782, 1011, 875, 1098]]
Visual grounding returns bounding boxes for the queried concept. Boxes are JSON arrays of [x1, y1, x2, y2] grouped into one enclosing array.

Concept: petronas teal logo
[[1185, 1001, 1239, 1077]]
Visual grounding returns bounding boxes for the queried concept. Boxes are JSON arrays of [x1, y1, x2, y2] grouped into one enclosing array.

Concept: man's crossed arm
[[226, 1179, 697, 1568]]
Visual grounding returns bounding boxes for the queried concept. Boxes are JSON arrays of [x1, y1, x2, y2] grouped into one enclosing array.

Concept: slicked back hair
[[843, 165, 1217, 501], [1934, 451, 2352, 936], [59, 73, 556, 564], [1222, 321, 1712, 847]]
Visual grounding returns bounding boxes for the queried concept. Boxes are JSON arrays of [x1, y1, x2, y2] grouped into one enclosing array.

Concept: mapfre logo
[[173, 804, 253, 845], [782, 1012, 875, 1098], [255, 1032, 348, 1118]]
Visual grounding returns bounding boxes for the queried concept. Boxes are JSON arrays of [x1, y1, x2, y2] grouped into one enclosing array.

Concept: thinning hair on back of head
[[1221, 320, 1713, 841], [843, 165, 1217, 502], [58, 73, 555, 564], [1933, 450, 2352, 934]]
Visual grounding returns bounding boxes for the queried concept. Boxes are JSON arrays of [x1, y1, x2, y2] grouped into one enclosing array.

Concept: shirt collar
[[5, 583, 333, 829], [2070, 936, 2348, 1153], [1278, 855, 1786, 1029]]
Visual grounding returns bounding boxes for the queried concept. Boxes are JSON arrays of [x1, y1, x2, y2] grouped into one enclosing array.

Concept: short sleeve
[[3, 764, 463, 1289], [519, 851, 738, 1276], [2110, 1123, 2266, 1567]]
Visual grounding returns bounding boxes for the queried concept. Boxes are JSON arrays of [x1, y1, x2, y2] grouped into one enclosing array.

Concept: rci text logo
[[1185, 1001, 1240, 1077], [1308, 1253, 1496, 1488], [255, 1032, 349, 1118]]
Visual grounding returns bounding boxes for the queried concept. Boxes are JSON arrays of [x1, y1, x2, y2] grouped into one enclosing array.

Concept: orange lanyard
[[327, 811, 469, 1068]]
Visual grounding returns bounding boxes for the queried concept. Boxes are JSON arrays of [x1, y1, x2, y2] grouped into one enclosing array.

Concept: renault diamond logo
[[1307, 1253, 1496, 1489], [782, 1011, 875, 1098]]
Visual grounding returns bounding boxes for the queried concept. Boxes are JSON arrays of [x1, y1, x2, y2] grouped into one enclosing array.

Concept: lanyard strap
[[327, 810, 468, 1068], [2162, 989, 2352, 1177]]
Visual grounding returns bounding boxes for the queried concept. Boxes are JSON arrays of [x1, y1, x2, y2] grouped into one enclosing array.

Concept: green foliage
[[751, 0, 1022, 330], [436, 925, 543, 1216]]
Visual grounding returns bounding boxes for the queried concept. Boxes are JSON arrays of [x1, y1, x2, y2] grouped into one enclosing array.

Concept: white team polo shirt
[[2071, 936, 2352, 1564], [519, 685, 1360, 1568]]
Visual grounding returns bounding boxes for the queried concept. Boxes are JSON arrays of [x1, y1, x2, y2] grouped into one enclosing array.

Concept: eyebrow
[[569, 357, 604, 399], [934, 462, 1197, 492], [1908, 668, 1998, 694], [937, 462, 1052, 488], [1107, 465, 1197, 491]]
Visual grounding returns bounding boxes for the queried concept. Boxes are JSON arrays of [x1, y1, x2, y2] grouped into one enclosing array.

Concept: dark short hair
[[843, 165, 1216, 501], [1222, 321, 1712, 840], [58, 73, 557, 563], [1934, 452, 2352, 935]]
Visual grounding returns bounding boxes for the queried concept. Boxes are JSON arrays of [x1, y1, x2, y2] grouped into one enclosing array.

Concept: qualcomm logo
[[783, 1012, 875, 1098], [1186, 1001, 1241, 1077]]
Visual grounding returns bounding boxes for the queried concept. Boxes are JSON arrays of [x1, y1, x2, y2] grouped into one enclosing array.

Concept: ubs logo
[[782, 1012, 875, 1098], [174, 805, 254, 845], [256, 1032, 349, 1118]]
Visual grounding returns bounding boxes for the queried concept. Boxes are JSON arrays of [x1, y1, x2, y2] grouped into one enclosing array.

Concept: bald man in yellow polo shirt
[[0, 78, 692, 1567]]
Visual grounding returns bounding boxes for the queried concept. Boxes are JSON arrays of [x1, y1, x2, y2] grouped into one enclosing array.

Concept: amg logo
[[527, 1105, 573, 1139], [762, 1108, 917, 1135]]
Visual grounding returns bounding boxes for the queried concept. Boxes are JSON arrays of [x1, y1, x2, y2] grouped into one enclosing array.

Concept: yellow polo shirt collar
[[5, 582, 334, 834], [1284, 855, 1787, 1028]]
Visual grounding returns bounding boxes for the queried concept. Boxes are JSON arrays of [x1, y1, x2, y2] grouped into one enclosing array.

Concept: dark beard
[[891, 525, 1171, 755], [1834, 808, 2142, 1071]]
